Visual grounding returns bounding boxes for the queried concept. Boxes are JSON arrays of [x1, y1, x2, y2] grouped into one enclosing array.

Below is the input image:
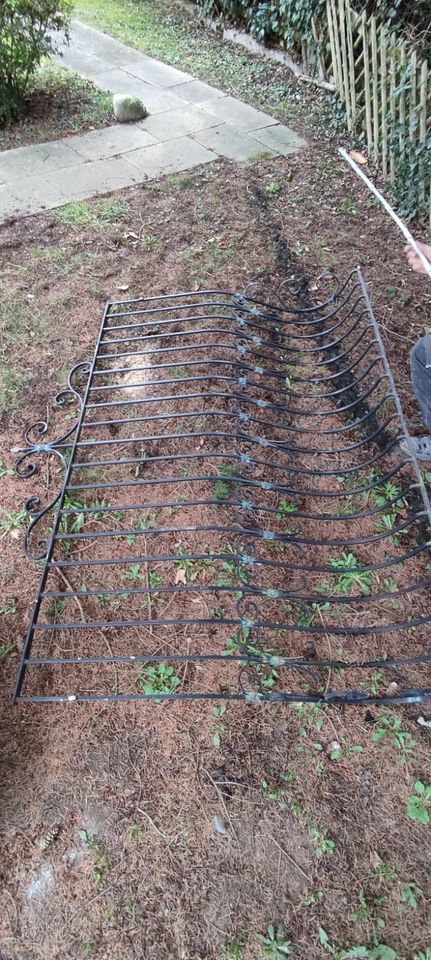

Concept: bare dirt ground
[[1, 20, 431, 960]]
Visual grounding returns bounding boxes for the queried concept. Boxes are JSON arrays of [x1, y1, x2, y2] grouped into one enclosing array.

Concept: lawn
[[0, 3, 430, 959]]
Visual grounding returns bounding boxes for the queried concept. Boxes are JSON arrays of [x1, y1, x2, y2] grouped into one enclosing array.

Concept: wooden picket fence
[[324, 0, 431, 223]]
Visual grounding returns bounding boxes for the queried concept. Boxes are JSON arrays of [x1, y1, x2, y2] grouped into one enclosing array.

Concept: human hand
[[404, 241, 431, 274]]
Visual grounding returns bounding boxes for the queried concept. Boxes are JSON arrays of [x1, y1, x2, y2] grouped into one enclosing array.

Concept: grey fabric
[[410, 334, 431, 429]]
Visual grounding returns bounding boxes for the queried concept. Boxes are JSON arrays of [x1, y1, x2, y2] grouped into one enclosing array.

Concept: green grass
[[0, 60, 112, 148], [55, 198, 131, 228]]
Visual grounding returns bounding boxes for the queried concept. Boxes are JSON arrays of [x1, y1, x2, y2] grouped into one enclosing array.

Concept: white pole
[[338, 146, 431, 282]]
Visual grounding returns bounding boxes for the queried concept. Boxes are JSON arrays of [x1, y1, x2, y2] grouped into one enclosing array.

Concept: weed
[[59, 496, 86, 544], [327, 553, 374, 596], [148, 570, 164, 593], [303, 890, 324, 906], [212, 704, 227, 747], [223, 936, 246, 960], [127, 824, 140, 841], [138, 662, 180, 698], [257, 923, 292, 958], [0, 507, 27, 537], [310, 826, 335, 859], [175, 546, 213, 582], [295, 702, 325, 733], [143, 233, 158, 248], [0, 458, 13, 478], [372, 715, 416, 764], [406, 781, 431, 824], [123, 564, 145, 583], [216, 544, 249, 586], [341, 197, 358, 215], [0, 641, 14, 662], [400, 882, 421, 909], [265, 182, 283, 195], [0, 597, 17, 616], [277, 497, 297, 518], [78, 829, 110, 886], [213, 465, 238, 502]]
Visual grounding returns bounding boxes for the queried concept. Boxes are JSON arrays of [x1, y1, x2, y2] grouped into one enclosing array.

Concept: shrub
[[197, 0, 326, 55], [0, 0, 72, 124]]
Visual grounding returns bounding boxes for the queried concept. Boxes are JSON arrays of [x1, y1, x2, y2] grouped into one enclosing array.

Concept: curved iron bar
[[13, 361, 91, 560], [12, 272, 431, 704]]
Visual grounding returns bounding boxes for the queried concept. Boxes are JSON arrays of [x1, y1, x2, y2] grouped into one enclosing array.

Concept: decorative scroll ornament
[[13, 361, 91, 560]]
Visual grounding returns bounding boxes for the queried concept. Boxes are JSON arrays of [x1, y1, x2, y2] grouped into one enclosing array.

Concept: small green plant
[[265, 182, 283, 195], [328, 553, 374, 596], [0, 507, 27, 537], [223, 936, 246, 960], [78, 828, 110, 886], [216, 544, 249, 586], [0, 641, 14, 662], [310, 826, 335, 859], [124, 564, 145, 583], [0, 458, 13, 478], [257, 923, 292, 958], [406, 781, 431, 824], [372, 714, 416, 764], [277, 498, 297, 518], [415, 950, 431, 960], [0, 597, 17, 616], [400, 881, 421, 909], [138, 662, 181, 698], [175, 546, 213, 582], [59, 495, 86, 545], [143, 233, 158, 248]]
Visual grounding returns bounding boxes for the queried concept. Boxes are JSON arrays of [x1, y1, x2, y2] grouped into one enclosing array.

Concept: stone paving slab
[[0, 18, 307, 222], [0, 140, 82, 183], [139, 105, 221, 142], [0, 178, 66, 220], [193, 124, 277, 161], [172, 80, 225, 104], [49, 156, 142, 201], [124, 58, 192, 89], [125, 136, 218, 178], [249, 124, 307, 154], [197, 95, 279, 132], [69, 124, 157, 161]]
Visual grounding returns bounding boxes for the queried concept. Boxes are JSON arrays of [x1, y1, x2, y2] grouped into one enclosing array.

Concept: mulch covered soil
[[0, 121, 431, 959]]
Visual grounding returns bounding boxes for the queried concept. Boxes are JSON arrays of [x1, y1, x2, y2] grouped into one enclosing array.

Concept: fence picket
[[322, 2, 430, 222]]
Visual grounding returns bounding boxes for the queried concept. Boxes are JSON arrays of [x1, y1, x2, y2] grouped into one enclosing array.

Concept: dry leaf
[[349, 149, 367, 165], [116, 284, 129, 292], [370, 850, 382, 871], [175, 568, 187, 586]]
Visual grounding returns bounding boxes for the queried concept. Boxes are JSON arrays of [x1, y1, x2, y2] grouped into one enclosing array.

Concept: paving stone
[[67, 19, 144, 67], [139, 105, 220, 142], [193, 124, 278, 161], [49, 157, 142, 202], [0, 178, 66, 223], [172, 80, 225, 104], [56, 46, 108, 77], [124, 58, 192, 89], [85, 69, 187, 115], [0, 140, 82, 183], [249, 123, 307, 154], [126, 136, 217, 178], [70, 125, 158, 161], [197, 95, 278, 132]]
